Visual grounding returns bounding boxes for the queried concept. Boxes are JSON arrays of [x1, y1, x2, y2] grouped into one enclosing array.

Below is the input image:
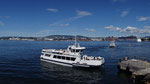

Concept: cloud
[[68, 10, 92, 21], [49, 10, 92, 27], [46, 8, 58, 12], [60, 23, 70, 27], [0, 16, 10, 19], [104, 25, 113, 29], [144, 26, 150, 29], [105, 25, 138, 33], [121, 10, 129, 17], [85, 28, 96, 32], [124, 26, 137, 31], [0, 21, 4, 26], [138, 29, 150, 34], [123, 26, 150, 34], [122, 26, 137, 33], [49, 22, 70, 27], [76, 10, 92, 16], [49, 23, 70, 27], [104, 25, 121, 31], [4, 16, 10, 19], [137, 16, 150, 21], [105, 25, 150, 34]]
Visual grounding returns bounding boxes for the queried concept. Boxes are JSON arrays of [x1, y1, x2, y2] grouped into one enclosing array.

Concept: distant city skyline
[[0, 0, 150, 37]]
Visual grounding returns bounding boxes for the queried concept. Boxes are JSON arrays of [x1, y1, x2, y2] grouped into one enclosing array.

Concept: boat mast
[[75, 35, 77, 46]]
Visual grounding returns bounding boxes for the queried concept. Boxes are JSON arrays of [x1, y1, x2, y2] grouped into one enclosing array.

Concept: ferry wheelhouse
[[40, 42, 104, 68]]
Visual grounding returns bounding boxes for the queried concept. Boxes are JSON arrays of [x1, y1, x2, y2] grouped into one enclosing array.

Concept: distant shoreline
[[0, 35, 150, 42], [0, 39, 150, 42]]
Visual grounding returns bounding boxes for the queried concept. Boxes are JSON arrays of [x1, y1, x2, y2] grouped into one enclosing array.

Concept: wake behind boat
[[40, 42, 104, 68]]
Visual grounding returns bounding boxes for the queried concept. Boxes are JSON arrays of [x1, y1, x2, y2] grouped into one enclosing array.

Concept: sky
[[0, 0, 150, 37]]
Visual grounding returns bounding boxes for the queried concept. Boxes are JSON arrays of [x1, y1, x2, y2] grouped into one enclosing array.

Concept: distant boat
[[137, 38, 142, 42], [109, 41, 115, 48]]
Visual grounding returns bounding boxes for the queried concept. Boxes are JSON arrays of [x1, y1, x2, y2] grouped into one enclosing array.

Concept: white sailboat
[[137, 38, 142, 42]]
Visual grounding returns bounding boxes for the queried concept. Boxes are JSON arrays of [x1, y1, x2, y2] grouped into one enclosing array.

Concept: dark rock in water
[[118, 59, 150, 72], [118, 58, 150, 84], [144, 74, 150, 84]]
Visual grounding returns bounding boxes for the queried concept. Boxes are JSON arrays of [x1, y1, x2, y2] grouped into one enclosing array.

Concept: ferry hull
[[72, 63, 103, 68], [40, 58, 104, 68]]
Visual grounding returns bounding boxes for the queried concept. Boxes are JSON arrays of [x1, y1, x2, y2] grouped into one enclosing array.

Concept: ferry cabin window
[[52, 52, 60, 54], [72, 50, 75, 52], [76, 50, 80, 52], [71, 49, 83, 52], [62, 56, 65, 60], [53, 55, 61, 59], [71, 58, 76, 61], [66, 57, 70, 60], [53, 55, 75, 61], [53, 55, 57, 58], [45, 54, 51, 57], [71, 49, 76, 52], [57, 56, 61, 59], [77, 50, 83, 52]]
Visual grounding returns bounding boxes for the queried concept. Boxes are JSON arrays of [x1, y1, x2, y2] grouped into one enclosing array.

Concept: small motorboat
[[109, 41, 115, 48]]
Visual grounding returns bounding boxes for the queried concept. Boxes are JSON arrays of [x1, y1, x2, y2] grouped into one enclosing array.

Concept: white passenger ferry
[[40, 42, 105, 68]]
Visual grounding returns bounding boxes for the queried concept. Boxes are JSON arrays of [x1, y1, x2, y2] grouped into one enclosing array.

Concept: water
[[0, 40, 149, 84]]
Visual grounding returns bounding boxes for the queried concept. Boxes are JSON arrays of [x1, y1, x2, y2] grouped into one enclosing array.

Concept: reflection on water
[[117, 71, 133, 84], [40, 61, 104, 84]]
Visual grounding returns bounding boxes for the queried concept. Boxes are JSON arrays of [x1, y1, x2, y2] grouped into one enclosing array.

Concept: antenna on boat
[[75, 35, 77, 46]]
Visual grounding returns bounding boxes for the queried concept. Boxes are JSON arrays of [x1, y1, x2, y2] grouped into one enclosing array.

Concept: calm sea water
[[0, 40, 150, 84]]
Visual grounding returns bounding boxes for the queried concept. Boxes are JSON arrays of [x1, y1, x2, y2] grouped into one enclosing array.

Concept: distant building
[[9, 37, 20, 40], [44, 38, 54, 41], [21, 39, 35, 41], [105, 36, 116, 41], [91, 38, 103, 41]]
